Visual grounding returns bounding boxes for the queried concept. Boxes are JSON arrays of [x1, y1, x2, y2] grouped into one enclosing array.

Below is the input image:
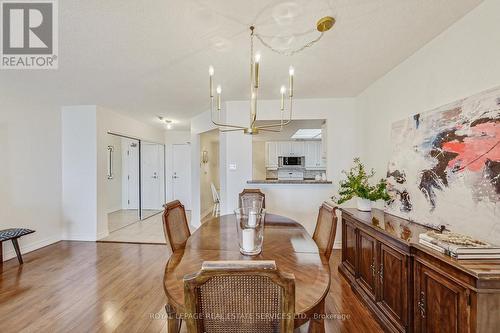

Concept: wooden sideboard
[[338, 208, 500, 333]]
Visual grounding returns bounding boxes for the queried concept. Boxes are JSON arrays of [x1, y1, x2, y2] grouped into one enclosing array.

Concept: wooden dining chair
[[184, 260, 295, 333], [239, 188, 266, 209], [312, 202, 338, 261], [162, 200, 191, 252]]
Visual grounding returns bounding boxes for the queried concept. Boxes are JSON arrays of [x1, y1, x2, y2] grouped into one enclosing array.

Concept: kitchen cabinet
[[304, 141, 324, 170], [266, 141, 326, 170], [291, 142, 304, 156], [265, 142, 279, 169], [278, 141, 304, 157]]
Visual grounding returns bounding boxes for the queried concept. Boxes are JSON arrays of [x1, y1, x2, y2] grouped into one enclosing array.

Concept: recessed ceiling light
[[291, 129, 322, 139], [165, 120, 173, 130]]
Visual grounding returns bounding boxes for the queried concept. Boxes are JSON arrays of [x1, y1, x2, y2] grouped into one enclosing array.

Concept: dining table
[[163, 213, 331, 333]]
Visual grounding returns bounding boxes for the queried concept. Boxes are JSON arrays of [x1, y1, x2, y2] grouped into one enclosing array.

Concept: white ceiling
[[0, 0, 483, 130]]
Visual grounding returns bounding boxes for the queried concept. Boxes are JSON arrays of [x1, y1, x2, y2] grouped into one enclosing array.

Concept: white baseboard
[[62, 234, 98, 241], [2, 235, 61, 262]]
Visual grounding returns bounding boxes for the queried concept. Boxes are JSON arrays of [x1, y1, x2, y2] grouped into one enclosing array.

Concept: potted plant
[[333, 158, 390, 211]]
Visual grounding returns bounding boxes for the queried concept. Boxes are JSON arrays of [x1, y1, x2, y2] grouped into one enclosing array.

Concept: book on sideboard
[[418, 232, 500, 259]]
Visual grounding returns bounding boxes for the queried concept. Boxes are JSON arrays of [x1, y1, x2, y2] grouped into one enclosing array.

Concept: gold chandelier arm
[[258, 128, 283, 132], [220, 128, 247, 133], [210, 97, 247, 129], [254, 97, 293, 129]]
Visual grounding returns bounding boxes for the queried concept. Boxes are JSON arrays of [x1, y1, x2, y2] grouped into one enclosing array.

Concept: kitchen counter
[[247, 179, 332, 184]]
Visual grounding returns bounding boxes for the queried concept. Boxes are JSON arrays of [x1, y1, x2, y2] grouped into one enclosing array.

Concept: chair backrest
[[239, 189, 266, 209], [184, 260, 295, 333], [162, 200, 191, 252], [210, 182, 220, 203], [312, 202, 338, 260]]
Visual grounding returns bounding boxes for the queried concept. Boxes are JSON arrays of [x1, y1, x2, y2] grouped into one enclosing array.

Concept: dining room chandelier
[[208, 16, 335, 135]]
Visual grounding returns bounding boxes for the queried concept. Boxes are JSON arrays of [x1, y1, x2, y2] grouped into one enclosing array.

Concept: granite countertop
[[247, 179, 333, 184]]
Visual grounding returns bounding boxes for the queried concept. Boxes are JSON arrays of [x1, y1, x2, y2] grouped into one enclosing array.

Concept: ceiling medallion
[[208, 17, 335, 135]]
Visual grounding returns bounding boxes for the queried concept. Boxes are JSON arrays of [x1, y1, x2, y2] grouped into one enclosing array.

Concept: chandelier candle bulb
[[216, 85, 222, 111], [289, 66, 294, 97], [280, 86, 286, 110], [254, 53, 261, 88], [209, 66, 214, 97]]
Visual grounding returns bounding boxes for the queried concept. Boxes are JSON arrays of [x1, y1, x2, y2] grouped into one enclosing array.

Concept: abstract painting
[[386, 87, 500, 244]]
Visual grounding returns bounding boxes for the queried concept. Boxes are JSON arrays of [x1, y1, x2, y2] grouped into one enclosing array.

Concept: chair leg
[[12, 238, 23, 265], [165, 303, 181, 333], [307, 299, 325, 333]]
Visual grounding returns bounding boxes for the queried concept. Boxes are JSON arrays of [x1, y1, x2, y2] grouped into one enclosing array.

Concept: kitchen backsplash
[[266, 169, 326, 179]]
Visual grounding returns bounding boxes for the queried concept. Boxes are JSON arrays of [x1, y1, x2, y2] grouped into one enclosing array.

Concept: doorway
[[141, 141, 165, 219], [199, 129, 220, 223], [172, 144, 192, 209], [102, 133, 166, 241]]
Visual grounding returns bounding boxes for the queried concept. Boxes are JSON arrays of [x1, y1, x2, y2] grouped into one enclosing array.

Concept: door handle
[[417, 291, 426, 319]]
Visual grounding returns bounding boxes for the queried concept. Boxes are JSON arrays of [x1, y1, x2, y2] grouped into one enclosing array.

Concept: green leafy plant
[[333, 158, 390, 204]]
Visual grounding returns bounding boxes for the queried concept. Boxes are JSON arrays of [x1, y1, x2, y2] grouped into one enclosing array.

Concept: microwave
[[279, 156, 304, 168]]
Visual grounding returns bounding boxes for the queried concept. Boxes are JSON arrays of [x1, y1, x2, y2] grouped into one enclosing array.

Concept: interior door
[[122, 139, 139, 210], [357, 229, 377, 300], [141, 143, 164, 213], [172, 144, 191, 210]]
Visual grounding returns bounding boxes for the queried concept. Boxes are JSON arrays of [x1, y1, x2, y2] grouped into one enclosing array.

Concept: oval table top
[[163, 213, 331, 320]]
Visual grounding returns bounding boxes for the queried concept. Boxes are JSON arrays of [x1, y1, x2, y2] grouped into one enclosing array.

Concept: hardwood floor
[[0, 241, 382, 332]]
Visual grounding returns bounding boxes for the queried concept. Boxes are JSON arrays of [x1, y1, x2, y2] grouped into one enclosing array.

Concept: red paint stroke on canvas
[[442, 122, 500, 172]]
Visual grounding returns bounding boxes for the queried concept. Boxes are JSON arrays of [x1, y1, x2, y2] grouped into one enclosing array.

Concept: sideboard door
[[414, 261, 469, 333], [342, 218, 357, 278], [357, 229, 377, 300], [378, 243, 408, 332]]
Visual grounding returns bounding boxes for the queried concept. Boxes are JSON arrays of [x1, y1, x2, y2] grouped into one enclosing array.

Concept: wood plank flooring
[[0, 241, 382, 332]]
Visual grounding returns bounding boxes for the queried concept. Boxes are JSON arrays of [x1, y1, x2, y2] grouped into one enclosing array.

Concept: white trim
[[2, 235, 61, 262], [333, 240, 342, 249]]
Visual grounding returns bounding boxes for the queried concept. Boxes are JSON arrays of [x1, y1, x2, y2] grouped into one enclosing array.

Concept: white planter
[[357, 198, 372, 212]]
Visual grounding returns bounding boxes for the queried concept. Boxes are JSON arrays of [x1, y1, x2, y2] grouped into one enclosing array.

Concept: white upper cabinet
[[265, 140, 325, 170], [265, 142, 279, 169], [304, 141, 325, 170], [291, 142, 305, 156], [278, 141, 305, 156]]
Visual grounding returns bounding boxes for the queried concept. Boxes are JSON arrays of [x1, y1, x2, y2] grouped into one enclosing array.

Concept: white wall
[[252, 141, 266, 180], [359, 0, 500, 177], [0, 101, 62, 261], [62, 105, 165, 241], [62, 106, 98, 240], [357, 0, 500, 239], [106, 134, 123, 213]]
